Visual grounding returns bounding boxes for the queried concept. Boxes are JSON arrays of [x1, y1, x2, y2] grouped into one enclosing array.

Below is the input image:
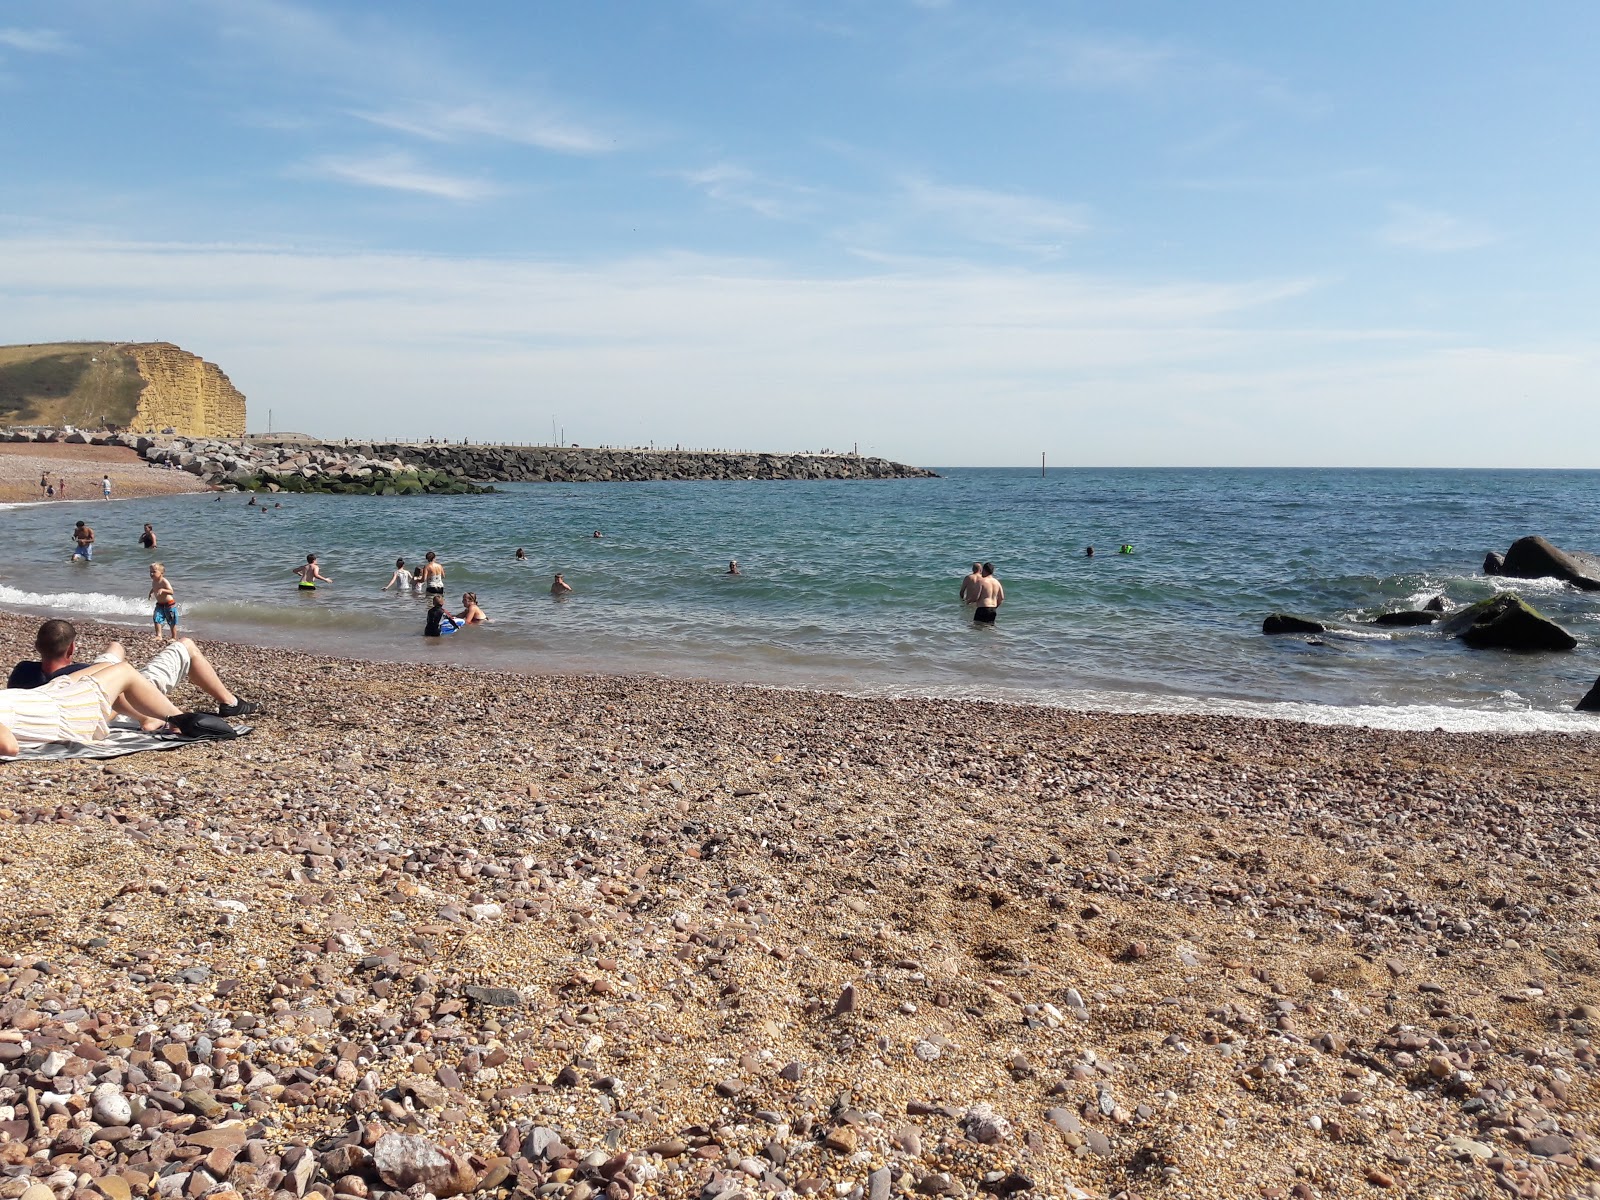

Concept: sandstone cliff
[[0, 341, 245, 438]]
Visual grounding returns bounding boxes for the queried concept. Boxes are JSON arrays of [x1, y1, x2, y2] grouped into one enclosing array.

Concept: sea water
[[3, 467, 1600, 732]]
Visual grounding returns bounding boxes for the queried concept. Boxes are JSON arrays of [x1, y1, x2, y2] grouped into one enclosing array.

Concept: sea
[[3, 467, 1599, 733]]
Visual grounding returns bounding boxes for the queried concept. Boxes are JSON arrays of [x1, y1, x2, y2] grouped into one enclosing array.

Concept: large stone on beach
[[372, 1133, 477, 1197], [1263, 614, 1326, 635], [1500, 536, 1600, 590], [1439, 593, 1577, 651]]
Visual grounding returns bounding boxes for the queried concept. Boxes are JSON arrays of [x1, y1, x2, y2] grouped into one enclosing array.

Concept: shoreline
[[0, 442, 212, 503], [2, 609, 1600, 1198]]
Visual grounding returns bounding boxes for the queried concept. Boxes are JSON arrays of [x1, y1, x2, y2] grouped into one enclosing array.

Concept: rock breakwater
[[349, 444, 938, 484]]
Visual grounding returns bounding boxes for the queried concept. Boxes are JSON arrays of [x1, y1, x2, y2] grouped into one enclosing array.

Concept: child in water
[[424, 595, 462, 637], [148, 563, 179, 641]]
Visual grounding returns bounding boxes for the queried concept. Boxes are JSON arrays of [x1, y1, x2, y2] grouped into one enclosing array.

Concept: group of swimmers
[[375, 551, 491, 636]]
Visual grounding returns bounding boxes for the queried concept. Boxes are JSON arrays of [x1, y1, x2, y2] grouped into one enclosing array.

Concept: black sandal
[[165, 713, 239, 740]]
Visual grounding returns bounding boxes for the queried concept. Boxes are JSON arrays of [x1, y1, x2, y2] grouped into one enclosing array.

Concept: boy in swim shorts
[[293, 553, 333, 590]]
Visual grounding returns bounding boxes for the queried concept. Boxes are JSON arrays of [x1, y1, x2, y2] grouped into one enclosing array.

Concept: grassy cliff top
[[0, 342, 145, 429]]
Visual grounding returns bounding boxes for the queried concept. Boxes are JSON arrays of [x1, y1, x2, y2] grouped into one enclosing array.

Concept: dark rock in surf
[[1500, 536, 1600, 591], [1370, 611, 1439, 627], [1424, 595, 1448, 612], [1483, 552, 1505, 576], [1439, 593, 1577, 652], [1576, 678, 1600, 712], [1263, 614, 1327, 635]]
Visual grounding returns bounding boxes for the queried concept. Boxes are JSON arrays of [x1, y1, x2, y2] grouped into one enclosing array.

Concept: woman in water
[[424, 595, 462, 637], [293, 554, 333, 591], [148, 563, 179, 641], [461, 592, 489, 624], [514, 547, 527, 561], [381, 557, 409, 591], [139, 523, 157, 549]]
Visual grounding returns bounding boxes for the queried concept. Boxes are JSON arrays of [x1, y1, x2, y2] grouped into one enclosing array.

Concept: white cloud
[[301, 152, 496, 201], [678, 163, 815, 221], [1379, 203, 1499, 252], [353, 102, 614, 156], [0, 28, 73, 54], [898, 176, 1089, 253]]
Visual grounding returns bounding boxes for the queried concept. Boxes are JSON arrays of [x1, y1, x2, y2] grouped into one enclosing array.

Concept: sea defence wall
[[350, 443, 939, 483]]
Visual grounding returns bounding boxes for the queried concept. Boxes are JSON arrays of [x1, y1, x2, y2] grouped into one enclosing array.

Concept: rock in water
[[1424, 595, 1448, 612], [1577, 677, 1600, 712], [1439, 593, 1577, 651], [1483, 551, 1505, 576], [1500, 536, 1600, 590], [1370, 611, 1439, 627], [1262, 614, 1327, 635]]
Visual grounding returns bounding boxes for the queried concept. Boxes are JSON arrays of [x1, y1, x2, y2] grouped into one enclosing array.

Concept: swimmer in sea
[[139, 524, 157, 549], [514, 547, 526, 561], [726, 560, 741, 575], [461, 592, 489, 624], [148, 563, 179, 641], [959, 562, 982, 605], [973, 562, 1003, 625], [1085, 546, 1094, 557], [423, 595, 461, 637], [420, 550, 445, 597], [293, 553, 332, 591], [551, 573, 573, 596], [382, 558, 409, 591], [593, 530, 603, 538]]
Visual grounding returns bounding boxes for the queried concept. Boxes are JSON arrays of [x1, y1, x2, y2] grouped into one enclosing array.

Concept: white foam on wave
[[847, 681, 1599, 734], [0, 584, 147, 617]]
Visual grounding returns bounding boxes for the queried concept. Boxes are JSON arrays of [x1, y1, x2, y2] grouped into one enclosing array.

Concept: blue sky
[[1, 1, 1596, 466]]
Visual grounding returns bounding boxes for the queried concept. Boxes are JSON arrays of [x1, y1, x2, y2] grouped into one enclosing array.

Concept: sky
[[1, 1, 1597, 466]]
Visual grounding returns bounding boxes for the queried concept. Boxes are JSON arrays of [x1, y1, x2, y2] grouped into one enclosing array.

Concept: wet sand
[[0, 444, 210, 504], [2, 609, 1599, 1199]]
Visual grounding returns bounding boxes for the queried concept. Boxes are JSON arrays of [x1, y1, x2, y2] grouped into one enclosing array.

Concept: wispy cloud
[[353, 102, 614, 155], [0, 28, 73, 54], [1379, 203, 1499, 252], [302, 152, 496, 201], [898, 176, 1089, 253], [678, 163, 816, 221]]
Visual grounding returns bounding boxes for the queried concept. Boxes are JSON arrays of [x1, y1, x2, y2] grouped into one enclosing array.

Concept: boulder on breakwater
[[1494, 536, 1600, 591], [1438, 593, 1577, 651]]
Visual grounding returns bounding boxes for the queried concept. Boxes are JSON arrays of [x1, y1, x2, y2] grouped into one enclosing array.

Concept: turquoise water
[[4, 468, 1600, 731]]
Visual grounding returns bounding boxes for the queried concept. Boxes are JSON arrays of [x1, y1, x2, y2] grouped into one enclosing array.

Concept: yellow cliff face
[[128, 343, 247, 438]]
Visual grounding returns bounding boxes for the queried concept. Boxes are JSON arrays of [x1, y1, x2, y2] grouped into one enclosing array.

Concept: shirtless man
[[959, 562, 983, 605], [71, 520, 95, 562], [420, 550, 446, 597], [293, 553, 333, 590], [550, 573, 573, 595], [973, 562, 1004, 625]]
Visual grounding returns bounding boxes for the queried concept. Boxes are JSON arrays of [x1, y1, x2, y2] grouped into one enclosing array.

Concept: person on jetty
[[959, 562, 983, 604], [551, 573, 573, 596], [139, 524, 157, 549], [973, 562, 1004, 625], [8, 619, 260, 721], [381, 558, 410, 590], [727, 560, 742, 575], [0, 659, 202, 756], [420, 550, 445, 596], [514, 547, 527, 561], [423, 595, 462, 637], [293, 553, 332, 590], [71, 520, 95, 562], [148, 564, 179, 641], [461, 592, 489, 624]]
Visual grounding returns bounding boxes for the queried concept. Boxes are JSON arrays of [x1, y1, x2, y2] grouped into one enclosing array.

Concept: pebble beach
[[3, 611, 1600, 1200]]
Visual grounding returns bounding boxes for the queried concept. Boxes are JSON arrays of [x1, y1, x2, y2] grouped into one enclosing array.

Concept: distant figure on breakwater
[[727, 560, 741, 575], [293, 553, 332, 591], [71, 521, 94, 562], [514, 547, 527, 560], [382, 558, 409, 590], [973, 562, 1003, 625], [139, 524, 157, 549], [551, 573, 573, 596], [959, 562, 982, 604]]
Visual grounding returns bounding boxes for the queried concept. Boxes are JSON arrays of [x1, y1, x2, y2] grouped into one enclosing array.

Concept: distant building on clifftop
[[0, 341, 246, 438]]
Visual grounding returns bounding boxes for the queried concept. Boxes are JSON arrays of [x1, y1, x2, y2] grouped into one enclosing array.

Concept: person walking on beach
[[293, 553, 332, 591], [139, 524, 157, 549], [101, 474, 112, 500], [551, 573, 573, 596], [959, 562, 983, 605], [420, 550, 445, 597], [148, 564, 179, 641], [382, 558, 410, 590], [70, 520, 94, 562], [973, 562, 1003, 625]]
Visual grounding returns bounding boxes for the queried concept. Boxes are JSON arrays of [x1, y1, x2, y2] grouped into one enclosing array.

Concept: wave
[[0, 584, 148, 617]]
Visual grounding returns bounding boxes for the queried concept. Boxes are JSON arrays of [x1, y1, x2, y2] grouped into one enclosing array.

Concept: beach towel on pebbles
[[1, 718, 251, 762]]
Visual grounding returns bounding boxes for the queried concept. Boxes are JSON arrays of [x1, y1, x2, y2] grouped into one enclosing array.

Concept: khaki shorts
[[99, 643, 193, 694]]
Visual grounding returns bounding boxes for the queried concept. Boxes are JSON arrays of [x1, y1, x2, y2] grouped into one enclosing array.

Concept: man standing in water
[[973, 562, 1003, 625], [551, 573, 573, 595], [71, 520, 95, 562], [959, 562, 983, 605]]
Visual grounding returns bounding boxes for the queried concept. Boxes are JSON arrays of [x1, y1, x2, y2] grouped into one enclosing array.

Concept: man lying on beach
[[0, 658, 204, 756], [8, 619, 261, 723]]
